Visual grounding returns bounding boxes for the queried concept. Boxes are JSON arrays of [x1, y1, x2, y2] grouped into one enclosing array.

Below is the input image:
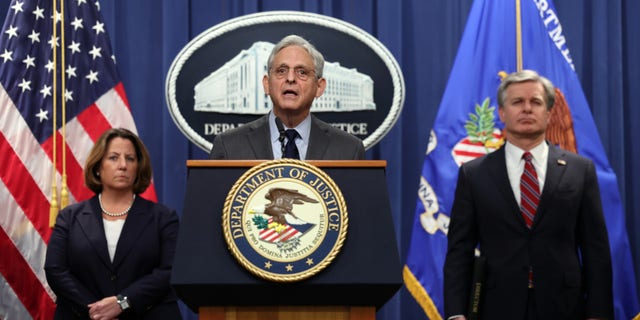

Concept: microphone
[[274, 116, 286, 156]]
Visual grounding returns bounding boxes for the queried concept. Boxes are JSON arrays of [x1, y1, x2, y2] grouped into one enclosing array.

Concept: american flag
[[0, 0, 156, 318], [259, 217, 314, 243]]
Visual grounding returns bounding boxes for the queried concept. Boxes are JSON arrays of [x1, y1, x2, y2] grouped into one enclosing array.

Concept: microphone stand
[[275, 116, 286, 156]]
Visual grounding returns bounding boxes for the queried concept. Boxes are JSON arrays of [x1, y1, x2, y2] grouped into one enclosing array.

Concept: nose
[[117, 157, 127, 169], [285, 69, 296, 82]]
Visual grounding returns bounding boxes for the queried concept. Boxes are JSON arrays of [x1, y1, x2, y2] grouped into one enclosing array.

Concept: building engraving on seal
[[194, 41, 376, 114], [222, 160, 348, 282]]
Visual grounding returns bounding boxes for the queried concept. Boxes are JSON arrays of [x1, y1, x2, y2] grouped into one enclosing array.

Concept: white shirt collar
[[504, 140, 548, 167], [268, 111, 311, 144], [268, 111, 311, 159]]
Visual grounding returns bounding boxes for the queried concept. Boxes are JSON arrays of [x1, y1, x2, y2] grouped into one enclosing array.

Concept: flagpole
[[50, 0, 59, 228], [60, 0, 69, 209], [516, 0, 523, 71]]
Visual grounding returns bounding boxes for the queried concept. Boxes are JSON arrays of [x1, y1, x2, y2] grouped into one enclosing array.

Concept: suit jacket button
[[110, 274, 117, 281]]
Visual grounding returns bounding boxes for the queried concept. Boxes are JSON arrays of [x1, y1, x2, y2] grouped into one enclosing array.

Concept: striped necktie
[[520, 152, 540, 228]]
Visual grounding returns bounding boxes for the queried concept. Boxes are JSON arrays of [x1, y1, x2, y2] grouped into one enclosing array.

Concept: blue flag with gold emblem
[[403, 0, 640, 319]]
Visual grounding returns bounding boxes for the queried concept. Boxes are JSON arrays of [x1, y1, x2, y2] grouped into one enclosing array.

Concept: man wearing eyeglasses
[[209, 34, 365, 160]]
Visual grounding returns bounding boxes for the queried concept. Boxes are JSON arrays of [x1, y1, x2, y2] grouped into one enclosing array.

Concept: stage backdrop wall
[[2, 1, 636, 319]]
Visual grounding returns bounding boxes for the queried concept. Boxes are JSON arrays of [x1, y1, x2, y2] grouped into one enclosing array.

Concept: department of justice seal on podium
[[222, 159, 348, 282]]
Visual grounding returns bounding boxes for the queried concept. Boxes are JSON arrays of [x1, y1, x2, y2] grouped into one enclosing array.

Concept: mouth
[[282, 89, 298, 97], [518, 117, 536, 124]]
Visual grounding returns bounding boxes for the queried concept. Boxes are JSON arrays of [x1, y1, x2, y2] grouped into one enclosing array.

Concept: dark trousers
[[526, 288, 537, 320]]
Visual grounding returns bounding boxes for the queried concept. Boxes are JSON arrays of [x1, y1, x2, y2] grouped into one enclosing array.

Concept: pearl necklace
[[99, 193, 136, 217]]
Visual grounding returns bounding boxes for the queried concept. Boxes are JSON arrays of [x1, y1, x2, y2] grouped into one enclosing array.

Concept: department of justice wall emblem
[[222, 160, 348, 282], [165, 11, 405, 152]]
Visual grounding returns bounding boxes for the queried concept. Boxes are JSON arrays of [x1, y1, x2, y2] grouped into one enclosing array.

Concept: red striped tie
[[520, 152, 540, 228]]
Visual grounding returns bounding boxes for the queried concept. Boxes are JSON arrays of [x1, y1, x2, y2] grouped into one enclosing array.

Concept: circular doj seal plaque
[[222, 160, 348, 282], [166, 11, 405, 152]]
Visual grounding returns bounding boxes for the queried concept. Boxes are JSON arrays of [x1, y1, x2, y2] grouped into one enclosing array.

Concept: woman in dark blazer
[[45, 128, 181, 320]]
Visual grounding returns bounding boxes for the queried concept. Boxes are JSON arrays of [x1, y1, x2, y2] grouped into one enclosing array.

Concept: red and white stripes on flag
[[259, 219, 302, 243], [0, 0, 156, 318]]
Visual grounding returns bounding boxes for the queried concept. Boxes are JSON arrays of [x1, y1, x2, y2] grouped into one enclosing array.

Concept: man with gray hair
[[209, 34, 365, 160], [444, 70, 613, 320]]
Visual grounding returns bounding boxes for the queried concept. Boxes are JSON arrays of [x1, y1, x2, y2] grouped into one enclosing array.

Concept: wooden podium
[[171, 160, 402, 320], [199, 305, 374, 320]]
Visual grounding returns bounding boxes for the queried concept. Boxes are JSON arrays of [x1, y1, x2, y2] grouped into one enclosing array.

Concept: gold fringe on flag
[[402, 266, 443, 320]]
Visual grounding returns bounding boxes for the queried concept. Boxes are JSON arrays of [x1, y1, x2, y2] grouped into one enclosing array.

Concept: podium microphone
[[275, 116, 286, 156]]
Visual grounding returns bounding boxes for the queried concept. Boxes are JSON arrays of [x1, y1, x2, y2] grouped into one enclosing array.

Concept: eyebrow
[[276, 63, 311, 69], [107, 151, 136, 157]]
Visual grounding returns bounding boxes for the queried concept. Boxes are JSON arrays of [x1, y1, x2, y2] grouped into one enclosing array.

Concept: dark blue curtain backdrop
[[2, 1, 636, 319]]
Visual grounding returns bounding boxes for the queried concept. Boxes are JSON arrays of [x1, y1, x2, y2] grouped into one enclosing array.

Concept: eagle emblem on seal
[[249, 187, 319, 246], [263, 188, 319, 224]]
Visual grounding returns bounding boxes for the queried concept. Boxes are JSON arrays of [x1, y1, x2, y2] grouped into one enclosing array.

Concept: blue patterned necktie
[[283, 129, 300, 159]]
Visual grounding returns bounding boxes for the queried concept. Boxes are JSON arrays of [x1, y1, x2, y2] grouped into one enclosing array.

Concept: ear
[[262, 75, 270, 95], [315, 77, 327, 98]]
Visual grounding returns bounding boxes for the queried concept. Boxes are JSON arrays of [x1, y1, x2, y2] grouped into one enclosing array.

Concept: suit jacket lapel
[[486, 147, 525, 230], [306, 115, 330, 160], [77, 197, 113, 269], [247, 115, 274, 159], [112, 198, 152, 269], [533, 143, 567, 227]]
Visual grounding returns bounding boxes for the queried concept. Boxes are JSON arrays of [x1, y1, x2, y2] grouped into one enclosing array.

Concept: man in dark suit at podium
[[209, 34, 365, 160]]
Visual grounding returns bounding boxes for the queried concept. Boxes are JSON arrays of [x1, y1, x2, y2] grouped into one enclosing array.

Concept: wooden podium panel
[[199, 306, 375, 320]]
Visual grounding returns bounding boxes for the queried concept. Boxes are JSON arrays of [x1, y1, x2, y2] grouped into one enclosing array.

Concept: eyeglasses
[[271, 66, 316, 81]]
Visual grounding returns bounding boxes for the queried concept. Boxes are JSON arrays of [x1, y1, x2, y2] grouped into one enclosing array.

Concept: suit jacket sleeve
[[119, 207, 180, 315], [45, 207, 99, 315], [444, 165, 478, 318], [307, 115, 366, 160], [209, 134, 228, 159], [579, 160, 613, 318], [353, 141, 365, 160], [208, 116, 273, 160]]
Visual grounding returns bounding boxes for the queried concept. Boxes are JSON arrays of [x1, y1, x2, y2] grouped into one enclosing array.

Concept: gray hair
[[267, 35, 325, 78], [497, 69, 556, 110]]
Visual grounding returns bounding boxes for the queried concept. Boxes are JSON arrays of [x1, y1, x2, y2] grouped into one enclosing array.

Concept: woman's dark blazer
[[45, 195, 181, 319]]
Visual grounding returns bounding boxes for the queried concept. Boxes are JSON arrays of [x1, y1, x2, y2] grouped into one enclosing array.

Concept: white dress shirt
[[103, 218, 125, 262], [504, 140, 548, 203]]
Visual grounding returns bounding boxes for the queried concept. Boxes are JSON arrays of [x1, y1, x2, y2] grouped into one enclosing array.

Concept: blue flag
[[403, 0, 640, 319]]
